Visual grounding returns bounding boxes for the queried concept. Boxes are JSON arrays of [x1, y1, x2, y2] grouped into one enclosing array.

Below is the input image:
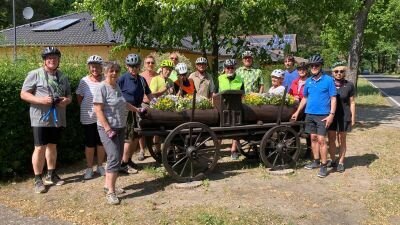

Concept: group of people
[[20, 46, 355, 205]]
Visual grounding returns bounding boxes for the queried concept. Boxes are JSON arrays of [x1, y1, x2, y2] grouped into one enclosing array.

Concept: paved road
[[360, 74, 400, 107]]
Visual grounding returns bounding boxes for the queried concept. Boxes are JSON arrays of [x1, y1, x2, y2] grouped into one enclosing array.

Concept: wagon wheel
[[163, 122, 220, 182], [236, 139, 259, 159], [145, 136, 163, 164], [259, 125, 300, 170]]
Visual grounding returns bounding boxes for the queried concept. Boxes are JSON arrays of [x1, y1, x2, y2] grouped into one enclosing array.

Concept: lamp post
[[13, 0, 16, 62]]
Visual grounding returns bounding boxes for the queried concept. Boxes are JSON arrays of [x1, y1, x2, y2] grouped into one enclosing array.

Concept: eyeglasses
[[310, 64, 321, 68], [333, 70, 345, 74], [129, 65, 140, 69], [146, 61, 155, 64]]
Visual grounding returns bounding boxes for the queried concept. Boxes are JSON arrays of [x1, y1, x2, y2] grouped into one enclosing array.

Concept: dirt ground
[[0, 107, 399, 225]]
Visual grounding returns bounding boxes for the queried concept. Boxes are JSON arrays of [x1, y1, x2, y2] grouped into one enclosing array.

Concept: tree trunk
[[348, 0, 375, 89], [209, 5, 221, 79]]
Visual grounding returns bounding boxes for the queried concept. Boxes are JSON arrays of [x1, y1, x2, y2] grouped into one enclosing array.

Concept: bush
[[0, 54, 87, 179]]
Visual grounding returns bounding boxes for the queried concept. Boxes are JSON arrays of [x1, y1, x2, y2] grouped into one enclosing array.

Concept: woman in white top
[[268, 69, 285, 96], [76, 55, 106, 180]]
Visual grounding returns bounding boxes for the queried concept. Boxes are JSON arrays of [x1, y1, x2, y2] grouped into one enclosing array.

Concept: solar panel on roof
[[32, 19, 80, 31]]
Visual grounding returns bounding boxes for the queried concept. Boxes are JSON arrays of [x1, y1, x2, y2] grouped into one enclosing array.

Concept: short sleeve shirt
[[21, 67, 71, 127], [188, 71, 215, 98], [303, 74, 337, 115], [93, 82, 127, 128], [268, 86, 285, 96], [335, 80, 355, 122], [236, 67, 264, 93], [117, 73, 151, 107], [150, 75, 174, 94], [283, 69, 299, 88], [76, 76, 104, 124]]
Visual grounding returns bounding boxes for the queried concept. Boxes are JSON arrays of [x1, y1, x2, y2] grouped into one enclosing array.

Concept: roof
[[0, 12, 123, 46], [0, 12, 297, 59]]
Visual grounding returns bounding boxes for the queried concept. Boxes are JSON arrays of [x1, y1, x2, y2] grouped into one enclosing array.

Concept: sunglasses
[[226, 67, 235, 70], [146, 61, 155, 64], [170, 57, 178, 60], [129, 65, 140, 68], [310, 64, 321, 68], [333, 70, 345, 74]]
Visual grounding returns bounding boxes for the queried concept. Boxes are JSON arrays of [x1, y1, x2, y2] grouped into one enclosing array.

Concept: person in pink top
[[289, 62, 312, 158], [141, 55, 157, 107], [289, 62, 308, 102]]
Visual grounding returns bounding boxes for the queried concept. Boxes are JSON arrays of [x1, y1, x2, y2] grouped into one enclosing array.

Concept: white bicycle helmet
[[87, 55, 103, 64], [195, 57, 208, 64], [224, 59, 236, 67], [125, 54, 141, 66], [271, 69, 285, 78], [242, 50, 253, 58], [175, 62, 188, 75]]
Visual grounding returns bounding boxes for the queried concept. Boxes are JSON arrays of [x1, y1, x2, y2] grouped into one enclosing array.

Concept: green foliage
[[78, 0, 285, 76], [0, 54, 87, 179], [150, 94, 213, 111], [242, 93, 296, 106]]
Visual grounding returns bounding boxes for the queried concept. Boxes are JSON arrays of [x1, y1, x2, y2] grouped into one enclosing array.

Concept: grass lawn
[[356, 77, 390, 107]]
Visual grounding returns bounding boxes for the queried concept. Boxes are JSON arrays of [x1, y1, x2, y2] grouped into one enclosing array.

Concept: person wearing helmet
[[174, 62, 195, 97], [76, 55, 106, 180], [267, 69, 285, 96], [117, 53, 154, 170], [167, 52, 180, 82], [236, 50, 264, 94], [150, 59, 175, 97], [327, 61, 355, 173], [217, 59, 243, 92], [217, 59, 244, 160], [21, 46, 72, 193], [188, 57, 216, 98], [283, 55, 299, 89], [291, 54, 337, 178]]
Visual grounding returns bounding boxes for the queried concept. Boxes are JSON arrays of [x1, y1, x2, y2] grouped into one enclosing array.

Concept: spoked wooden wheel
[[145, 136, 163, 164], [163, 122, 220, 182], [260, 125, 300, 170], [236, 139, 259, 159]]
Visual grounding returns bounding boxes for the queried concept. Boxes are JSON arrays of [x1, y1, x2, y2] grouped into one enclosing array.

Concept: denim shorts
[[305, 114, 329, 136]]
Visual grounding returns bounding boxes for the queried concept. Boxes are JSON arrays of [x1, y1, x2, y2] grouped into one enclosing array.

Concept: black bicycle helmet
[[41, 46, 61, 59], [308, 54, 324, 65]]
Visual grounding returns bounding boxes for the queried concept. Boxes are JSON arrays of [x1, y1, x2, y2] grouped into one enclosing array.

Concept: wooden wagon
[[135, 90, 305, 182]]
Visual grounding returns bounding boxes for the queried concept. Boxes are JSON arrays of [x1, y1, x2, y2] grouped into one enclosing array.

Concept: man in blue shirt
[[291, 55, 336, 178], [117, 53, 155, 172], [283, 55, 299, 90]]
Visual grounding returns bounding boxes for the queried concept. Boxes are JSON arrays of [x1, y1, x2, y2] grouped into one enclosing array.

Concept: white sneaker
[[96, 165, 106, 176], [83, 168, 94, 180]]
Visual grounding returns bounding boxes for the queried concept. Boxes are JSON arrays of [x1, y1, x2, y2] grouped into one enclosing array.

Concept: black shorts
[[328, 118, 352, 132], [305, 114, 328, 136], [33, 127, 62, 146], [125, 111, 140, 141], [83, 123, 103, 147]]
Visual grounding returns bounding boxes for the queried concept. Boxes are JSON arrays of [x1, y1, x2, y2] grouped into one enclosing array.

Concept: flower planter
[[243, 104, 296, 123], [139, 108, 219, 128]]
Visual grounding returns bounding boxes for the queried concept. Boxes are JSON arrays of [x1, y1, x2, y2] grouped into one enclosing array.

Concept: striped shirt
[[76, 76, 104, 124]]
